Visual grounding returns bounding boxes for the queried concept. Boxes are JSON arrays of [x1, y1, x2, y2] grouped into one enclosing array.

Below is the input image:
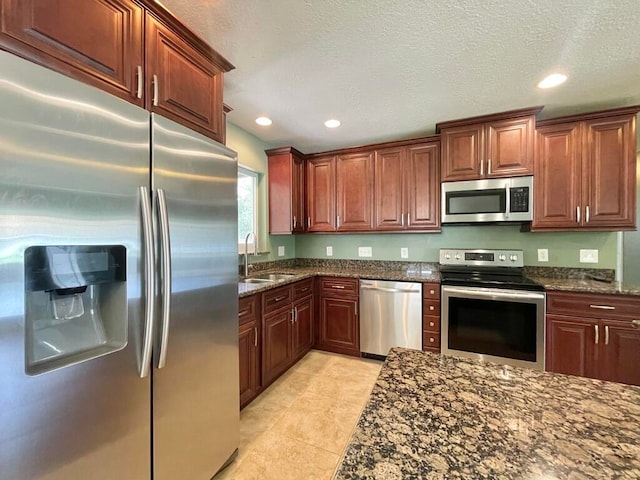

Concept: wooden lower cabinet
[[316, 277, 359, 356], [422, 282, 441, 353], [239, 295, 260, 409], [293, 296, 314, 358], [262, 308, 293, 386], [546, 291, 640, 386]]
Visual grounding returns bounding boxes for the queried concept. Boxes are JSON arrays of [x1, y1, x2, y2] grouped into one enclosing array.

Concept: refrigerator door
[[151, 114, 239, 479], [0, 51, 151, 478]]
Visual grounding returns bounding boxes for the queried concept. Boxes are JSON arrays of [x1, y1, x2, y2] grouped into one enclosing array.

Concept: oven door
[[441, 285, 545, 370]]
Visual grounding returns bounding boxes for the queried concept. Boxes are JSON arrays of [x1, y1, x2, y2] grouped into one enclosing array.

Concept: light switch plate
[[358, 246, 372, 257], [401, 247, 409, 259], [326, 246, 333, 257], [579, 249, 599, 263], [277, 246, 285, 257], [537, 248, 549, 262]]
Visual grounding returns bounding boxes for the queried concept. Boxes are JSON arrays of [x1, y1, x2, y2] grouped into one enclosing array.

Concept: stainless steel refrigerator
[[0, 50, 239, 479]]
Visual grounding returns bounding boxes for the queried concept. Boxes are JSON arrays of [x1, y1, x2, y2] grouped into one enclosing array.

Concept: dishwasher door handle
[[360, 285, 419, 294]]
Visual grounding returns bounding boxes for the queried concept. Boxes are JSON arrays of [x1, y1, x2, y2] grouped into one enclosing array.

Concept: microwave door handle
[[505, 183, 510, 219]]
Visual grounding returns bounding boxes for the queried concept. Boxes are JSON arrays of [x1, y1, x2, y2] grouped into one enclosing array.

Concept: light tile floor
[[216, 350, 382, 480]]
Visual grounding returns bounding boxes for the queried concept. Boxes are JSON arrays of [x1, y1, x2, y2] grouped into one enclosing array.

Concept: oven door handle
[[443, 286, 545, 301]]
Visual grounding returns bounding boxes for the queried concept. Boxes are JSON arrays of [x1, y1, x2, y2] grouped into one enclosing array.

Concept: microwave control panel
[[509, 187, 529, 213]]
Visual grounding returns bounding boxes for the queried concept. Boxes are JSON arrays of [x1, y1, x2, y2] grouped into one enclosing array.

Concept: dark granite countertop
[[530, 277, 640, 296], [238, 264, 440, 298], [335, 348, 640, 479]]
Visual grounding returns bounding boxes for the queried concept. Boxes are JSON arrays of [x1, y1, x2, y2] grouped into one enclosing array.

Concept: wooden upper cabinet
[[533, 107, 638, 231], [266, 147, 305, 234], [438, 107, 541, 182], [336, 151, 374, 231], [374, 141, 440, 231], [145, 13, 225, 142], [0, 0, 144, 104], [306, 156, 336, 232]]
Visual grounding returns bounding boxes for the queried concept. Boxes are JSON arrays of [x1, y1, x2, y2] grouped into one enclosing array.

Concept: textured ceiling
[[159, 0, 640, 153]]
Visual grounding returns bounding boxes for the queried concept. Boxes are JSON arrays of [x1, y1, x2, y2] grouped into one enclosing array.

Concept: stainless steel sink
[[241, 278, 274, 284], [253, 273, 296, 281]]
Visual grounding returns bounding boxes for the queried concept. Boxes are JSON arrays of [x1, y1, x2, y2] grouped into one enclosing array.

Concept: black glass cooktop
[[439, 266, 544, 291]]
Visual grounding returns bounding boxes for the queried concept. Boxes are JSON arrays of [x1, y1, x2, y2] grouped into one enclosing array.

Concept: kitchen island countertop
[[334, 348, 640, 479]]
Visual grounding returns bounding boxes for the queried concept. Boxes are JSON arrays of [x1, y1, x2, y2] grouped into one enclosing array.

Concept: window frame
[[237, 166, 259, 254]]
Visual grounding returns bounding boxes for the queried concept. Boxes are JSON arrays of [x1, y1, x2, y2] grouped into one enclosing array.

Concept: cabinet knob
[[632, 320, 640, 329], [429, 306, 435, 311], [429, 321, 435, 327], [429, 289, 435, 295], [429, 337, 435, 343]]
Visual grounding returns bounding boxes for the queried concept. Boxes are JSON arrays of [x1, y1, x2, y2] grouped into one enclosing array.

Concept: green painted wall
[[226, 122, 296, 262], [295, 227, 618, 268]]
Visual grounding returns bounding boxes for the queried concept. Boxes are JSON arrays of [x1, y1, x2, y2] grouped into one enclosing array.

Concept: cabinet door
[[318, 296, 359, 356], [267, 151, 299, 234], [546, 315, 597, 379], [533, 123, 582, 229], [145, 14, 224, 142], [293, 296, 314, 359], [600, 321, 640, 386], [486, 116, 535, 177], [373, 148, 405, 230], [583, 115, 636, 229], [440, 124, 484, 181], [239, 321, 259, 408], [262, 309, 293, 386], [336, 152, 374, 231], [406, 143, 440, 230], [0, 0, 143, 104], [292, 154, 306, 232], [306, 156, 336, 232]]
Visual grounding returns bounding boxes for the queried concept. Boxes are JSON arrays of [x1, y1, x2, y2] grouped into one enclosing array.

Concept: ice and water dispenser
[[24, 245, 127, 375]]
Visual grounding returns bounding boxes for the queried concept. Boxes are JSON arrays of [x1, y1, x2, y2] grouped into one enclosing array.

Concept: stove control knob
[[455, 254, 461, 260], [498, 254, 506, 261], [509, 254, 518, 262], [444, 253, 451, 260]]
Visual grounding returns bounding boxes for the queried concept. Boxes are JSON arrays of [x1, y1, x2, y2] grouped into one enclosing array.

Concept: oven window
[[446, 188, 506, 214], [448, 297, 536, 361]]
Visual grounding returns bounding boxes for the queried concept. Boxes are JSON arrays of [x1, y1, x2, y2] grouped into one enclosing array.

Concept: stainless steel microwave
[[441, 176, 533, 223]]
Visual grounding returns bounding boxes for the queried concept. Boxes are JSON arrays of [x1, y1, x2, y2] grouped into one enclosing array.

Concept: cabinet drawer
[[423, 283, 440, 300], [239, 294, 258, 326], [262, 285, 293, 315], [423, 300, 440, 316], [423, 331, 440, 351], [319, 277, 358, 297], [423, 316, 440, 333], [547, 292, 640, 320], [293, 279, 314, 300]]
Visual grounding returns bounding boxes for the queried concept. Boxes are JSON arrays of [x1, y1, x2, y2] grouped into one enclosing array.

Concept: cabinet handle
[[590, 304, 615, 310], [337, 215, 340, 228], [429, 289, 435, 295], [605, 325, 609, 345], [290, 308, 295, 324], [332, 285, 345, 289], [293, 216, 297, 228], [487, 158, 492, 174], [401, 213, 405, 226], [307, 217, 311, 228], [632, 320, 640, 329], [299, 287, 309, 293], [136, 65, 143, 99], [585, 205, 590, 223], [254, 327, 258, 347], [594, 325, 599, 345], [429, 321, 435, 327], [152, 74, 159, 106], [294, 306, 298, 322], [429, 337, 435, 343], [407, 212, 411, 226], [577, 206, 581, 224], [429, 305, 435, 311]]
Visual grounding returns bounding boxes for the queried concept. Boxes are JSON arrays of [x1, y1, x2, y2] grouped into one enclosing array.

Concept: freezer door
[[151, 114, 239, 479], [0, 51, 151, 479]]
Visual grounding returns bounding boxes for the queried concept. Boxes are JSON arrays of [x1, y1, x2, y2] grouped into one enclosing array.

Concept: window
[[238, 166, 258, 253]]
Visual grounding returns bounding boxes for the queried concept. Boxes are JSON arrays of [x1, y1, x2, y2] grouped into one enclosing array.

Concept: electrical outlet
[[358, 246, 372, 258], [537, 248, 549, 262], [401, 247, 409, 259], [278, 246, 285, 257], [580, 249, 599, 263], [326, 246, 333, 257]]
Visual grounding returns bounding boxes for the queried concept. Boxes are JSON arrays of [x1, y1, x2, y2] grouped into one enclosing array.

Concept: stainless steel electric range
[[439, 249, 546, 370]]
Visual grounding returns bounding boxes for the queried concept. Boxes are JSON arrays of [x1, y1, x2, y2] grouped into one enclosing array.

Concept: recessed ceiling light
[[324, 119, 341, 128], [537, 73, 567, 89], [255, 116, 272, 126]]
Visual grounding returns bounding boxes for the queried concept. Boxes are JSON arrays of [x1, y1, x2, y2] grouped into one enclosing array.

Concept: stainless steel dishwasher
[[359, 280, 422, 356]]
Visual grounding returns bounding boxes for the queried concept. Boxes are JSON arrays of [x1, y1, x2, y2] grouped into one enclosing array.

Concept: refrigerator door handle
[[157, 188, 172, 369], [139, 186, 155, 378]]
